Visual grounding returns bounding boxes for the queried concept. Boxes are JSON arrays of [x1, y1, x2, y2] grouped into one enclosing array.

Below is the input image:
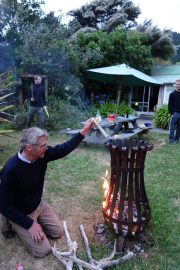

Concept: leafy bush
[[89, 101, 134, 118], [12, 107, 27, 130], [13, 96, 87, 131], [0, 71, 15, 134], [153, 104, 170, 130], [46, 96, 87, 130]]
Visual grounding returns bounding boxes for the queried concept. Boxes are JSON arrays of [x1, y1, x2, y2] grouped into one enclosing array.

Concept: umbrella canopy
[[86, 63, 161, 86]]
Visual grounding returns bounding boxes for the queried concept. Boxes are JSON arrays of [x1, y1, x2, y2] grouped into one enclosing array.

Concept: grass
[[0, 131, 179, 270]]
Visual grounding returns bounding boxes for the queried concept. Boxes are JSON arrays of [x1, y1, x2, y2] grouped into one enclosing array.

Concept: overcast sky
[[43, 0, 180, 33]]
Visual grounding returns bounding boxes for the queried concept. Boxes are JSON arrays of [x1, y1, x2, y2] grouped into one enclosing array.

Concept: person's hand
[[28, 221, 44, 242], [80, 118, 95, 136]]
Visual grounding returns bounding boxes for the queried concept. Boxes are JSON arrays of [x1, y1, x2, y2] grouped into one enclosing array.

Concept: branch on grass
[[52, 221, 133, 270]]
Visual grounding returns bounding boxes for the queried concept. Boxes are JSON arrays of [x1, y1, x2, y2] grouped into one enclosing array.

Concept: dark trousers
[[169, 112, 180, 142], [27, 106, 45, 129]]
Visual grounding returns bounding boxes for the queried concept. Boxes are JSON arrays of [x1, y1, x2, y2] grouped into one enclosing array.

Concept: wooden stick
[[94, 120, 109, 138], [52, 221, 134, 270], [53, 250, 102, 270], [98, 252, 133, 268], [80, 224, 94, 265], [52, 246, 68, 268]]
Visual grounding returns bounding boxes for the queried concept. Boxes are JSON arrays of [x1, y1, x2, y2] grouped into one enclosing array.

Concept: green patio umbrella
[[86, 63, 161, 113]]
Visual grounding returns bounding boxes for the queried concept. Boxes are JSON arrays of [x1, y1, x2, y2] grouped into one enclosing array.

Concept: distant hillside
[[171, 32, 180, 63]]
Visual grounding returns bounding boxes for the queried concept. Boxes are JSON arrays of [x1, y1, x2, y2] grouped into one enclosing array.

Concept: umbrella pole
[[116, 85, 122, 115]]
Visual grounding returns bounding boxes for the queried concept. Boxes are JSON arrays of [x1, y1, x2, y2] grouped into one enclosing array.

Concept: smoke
[[0, 43, 15, 72]]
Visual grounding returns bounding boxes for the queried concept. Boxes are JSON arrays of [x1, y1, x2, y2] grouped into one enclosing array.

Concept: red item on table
[[107, 114, 116, 122]]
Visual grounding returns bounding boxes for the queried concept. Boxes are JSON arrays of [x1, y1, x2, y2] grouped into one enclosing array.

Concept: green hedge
[[153, 104, 170, 130], [89, 102, 134, 118], [12, 97, 87, 131]]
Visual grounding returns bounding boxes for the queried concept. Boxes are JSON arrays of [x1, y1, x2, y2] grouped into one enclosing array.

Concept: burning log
[[52, 221, 133, 270]]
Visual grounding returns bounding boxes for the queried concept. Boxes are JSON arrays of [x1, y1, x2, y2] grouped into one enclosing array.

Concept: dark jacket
[[28, 83, 46, 107], [168, 90, 180, 114]]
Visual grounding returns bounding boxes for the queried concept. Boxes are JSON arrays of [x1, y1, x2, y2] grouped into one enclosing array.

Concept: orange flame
[[103, 179, 109, 197], [102, 170, 109, 209]]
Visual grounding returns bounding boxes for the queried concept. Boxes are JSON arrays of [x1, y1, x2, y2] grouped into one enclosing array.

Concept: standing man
[[26, 76, 46, 129], [168, 79, 180, 143], [0, 119, 94, 257]]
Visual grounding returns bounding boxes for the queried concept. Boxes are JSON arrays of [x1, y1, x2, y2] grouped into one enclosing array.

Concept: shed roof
[[151, 65, 180, 84]]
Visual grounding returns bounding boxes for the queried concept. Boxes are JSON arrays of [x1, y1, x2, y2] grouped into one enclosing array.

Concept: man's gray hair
[[20, 127, 48, 149]]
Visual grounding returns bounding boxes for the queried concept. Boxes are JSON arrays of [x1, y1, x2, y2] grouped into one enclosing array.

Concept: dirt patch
[[47, 182, 104, 247], [172, 198, 180, 222], [152, 138, 167, 150], [172, 198, 180, 207]]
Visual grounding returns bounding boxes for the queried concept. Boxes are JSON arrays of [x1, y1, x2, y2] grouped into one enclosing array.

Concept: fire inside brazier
[[102, 139, 153, 251]]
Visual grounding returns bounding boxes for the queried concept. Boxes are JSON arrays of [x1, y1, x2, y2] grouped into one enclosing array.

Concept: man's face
[[175, 80, 180, 91], [34, 76, 42, 85], [30, 136, 48, 159]]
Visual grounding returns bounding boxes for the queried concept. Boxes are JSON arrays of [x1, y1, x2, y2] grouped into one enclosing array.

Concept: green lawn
[[0, 131, 179, 270]]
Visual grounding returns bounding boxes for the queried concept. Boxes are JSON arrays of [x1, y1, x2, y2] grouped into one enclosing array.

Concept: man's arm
[[46, 118, 95, 161], [168, 92, 174, 114]]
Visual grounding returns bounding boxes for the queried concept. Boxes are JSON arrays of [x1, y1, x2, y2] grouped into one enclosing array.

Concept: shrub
[[153, 104, 170, 130], [89, 101, 134, 118], [13, 96, 87, 131], [12, 107, 27, 130], [0, 71, 15, 134], [46, 96, 87, 130]]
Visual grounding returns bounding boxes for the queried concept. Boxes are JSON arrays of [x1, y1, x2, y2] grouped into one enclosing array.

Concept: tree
[[68, 1, 175, 62], [0, 0, 46, 77], [16, 18, 82, 97], [0, 0, 44, 45], [171, 32, 180, 63], [68, 0, 140, 33], [71, 27, 152, 73], [136, 20, 176, 60]]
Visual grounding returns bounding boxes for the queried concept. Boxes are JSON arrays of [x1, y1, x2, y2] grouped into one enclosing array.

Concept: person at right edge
[[168, 79, 180, 143]]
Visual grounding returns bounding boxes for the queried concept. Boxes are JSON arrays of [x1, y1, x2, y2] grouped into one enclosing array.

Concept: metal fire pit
[[102, 139, 153, 250]]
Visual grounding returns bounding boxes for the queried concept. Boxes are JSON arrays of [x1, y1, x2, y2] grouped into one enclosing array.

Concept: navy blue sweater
[[0, 133, 84, 230]]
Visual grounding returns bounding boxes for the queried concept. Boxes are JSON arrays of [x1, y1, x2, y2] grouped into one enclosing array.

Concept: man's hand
[[28, 222, 44, 242], [80, 118, 95, 136]]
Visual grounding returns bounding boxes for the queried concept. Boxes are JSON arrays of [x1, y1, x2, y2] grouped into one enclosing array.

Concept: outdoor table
[[80, 116, 144, 145]]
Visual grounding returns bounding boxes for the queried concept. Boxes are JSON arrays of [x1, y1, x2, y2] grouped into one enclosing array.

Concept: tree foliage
[[72, 27, 152, 73], [0, 0, 177, 104], [68, 1, 175, 63], [171, 32, 180, 63], [68, 0, 140, 33], [136, 20, 176, 60], [0, 0, 44, 45]]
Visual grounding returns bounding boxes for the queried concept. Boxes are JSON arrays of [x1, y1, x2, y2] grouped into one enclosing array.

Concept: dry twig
[[52, 221, 133, 270]]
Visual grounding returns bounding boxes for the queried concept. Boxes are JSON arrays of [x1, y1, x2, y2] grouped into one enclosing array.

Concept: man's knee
[[0, 215, 15, 238], [50, 224, 64, 239], [57, 225, 64, 238], [31, 245, 52, 258]]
